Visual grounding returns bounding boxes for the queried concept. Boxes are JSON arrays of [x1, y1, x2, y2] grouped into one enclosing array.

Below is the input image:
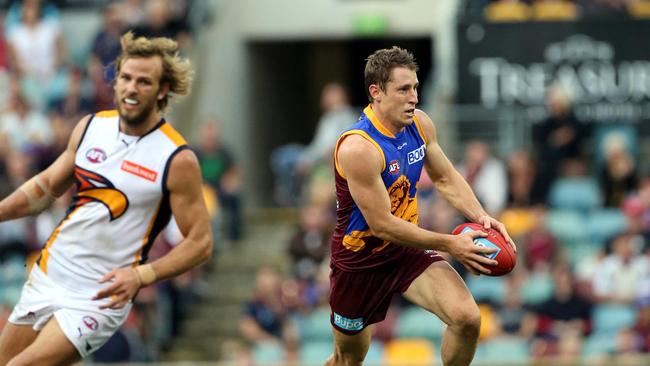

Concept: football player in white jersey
[[0, 32, 213, 365]]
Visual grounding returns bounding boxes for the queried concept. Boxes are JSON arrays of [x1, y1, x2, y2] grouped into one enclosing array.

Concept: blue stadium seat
[[364, 341, 384, 366], [395, 306, 446, 343], [592, 303, 637, 335], [252, 341, 285, 364], [582, 333, 616, 358], [548, 178, 601, 213], [586, 209, 628, 245], [474, 337, 530, 364], [293, 306, 334, 342], [300, 340, 333, 365], [545, 209, 587, 245], [518, 271, 554, 305], [466, 275, 507, 304]]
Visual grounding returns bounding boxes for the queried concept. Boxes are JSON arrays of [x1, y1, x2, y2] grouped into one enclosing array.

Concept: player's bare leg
[[325, 324, 373, 366], [0, 323, 39, 365], [403, 261, 481, 366], [7, 317, 80, 366]]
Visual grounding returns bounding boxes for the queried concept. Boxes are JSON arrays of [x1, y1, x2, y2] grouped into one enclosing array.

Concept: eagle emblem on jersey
[[73, 166, 129, 221]]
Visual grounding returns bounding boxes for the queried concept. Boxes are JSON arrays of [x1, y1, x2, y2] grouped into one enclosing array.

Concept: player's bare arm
[[0, 115, 91, 222], [416, 109, 516, 251], [94, 149, 213, 309]]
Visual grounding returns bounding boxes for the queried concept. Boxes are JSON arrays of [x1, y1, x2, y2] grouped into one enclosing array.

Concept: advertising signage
[[457, 21, 650, 123]]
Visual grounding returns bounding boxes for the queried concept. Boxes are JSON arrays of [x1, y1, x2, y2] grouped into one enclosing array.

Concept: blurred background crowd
[[1, 0, 650, 365]]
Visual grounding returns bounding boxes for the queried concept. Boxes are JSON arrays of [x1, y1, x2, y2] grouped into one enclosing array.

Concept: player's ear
[[369, 84, 382, 102], [158, 82, 170, 101]]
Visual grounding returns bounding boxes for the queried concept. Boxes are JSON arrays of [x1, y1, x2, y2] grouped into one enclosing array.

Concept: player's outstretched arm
[[417, 110, 515, 250], [0, 115, 91, 223], [94, 148, 213, 310]]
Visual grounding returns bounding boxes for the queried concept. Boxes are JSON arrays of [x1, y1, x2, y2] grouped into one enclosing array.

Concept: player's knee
[[449, 305, 481, 336]]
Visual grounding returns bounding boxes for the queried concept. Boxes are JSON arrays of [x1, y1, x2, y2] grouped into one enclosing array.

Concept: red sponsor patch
[[121, 160, 157, 182]]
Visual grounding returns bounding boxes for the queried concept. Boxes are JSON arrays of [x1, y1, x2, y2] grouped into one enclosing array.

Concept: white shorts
[[8, 266, 132, 358]]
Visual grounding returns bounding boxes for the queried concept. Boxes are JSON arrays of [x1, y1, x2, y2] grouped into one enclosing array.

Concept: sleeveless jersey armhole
[[413, 114, 428, 145], [334, 130, 386, 179]]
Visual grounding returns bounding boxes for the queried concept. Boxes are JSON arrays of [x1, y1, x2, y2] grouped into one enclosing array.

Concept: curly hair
[[364, 46, 418, 102], [114, 31, 193, 111]]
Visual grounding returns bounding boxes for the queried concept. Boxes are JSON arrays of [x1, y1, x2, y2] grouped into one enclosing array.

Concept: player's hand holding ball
[[452, 222, 517, 276]]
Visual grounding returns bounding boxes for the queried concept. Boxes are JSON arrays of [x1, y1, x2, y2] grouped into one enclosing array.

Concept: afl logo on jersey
[[388, 160, 400, 175], [85, 148, 107, 163], [82, 315, 99, 331]]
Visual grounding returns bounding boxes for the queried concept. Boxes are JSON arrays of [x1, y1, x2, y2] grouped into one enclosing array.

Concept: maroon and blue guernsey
[[331, 105, 430, 271]]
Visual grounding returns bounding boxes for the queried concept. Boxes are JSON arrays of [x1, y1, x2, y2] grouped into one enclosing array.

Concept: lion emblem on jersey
[[388, 176, 418, 224]]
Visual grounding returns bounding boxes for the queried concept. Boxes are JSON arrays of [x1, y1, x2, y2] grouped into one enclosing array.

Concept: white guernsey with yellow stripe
[[37, 110, 188, 294]]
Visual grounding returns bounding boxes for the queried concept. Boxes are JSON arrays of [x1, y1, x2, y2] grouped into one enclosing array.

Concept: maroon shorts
[[329, 250, 444, 335]]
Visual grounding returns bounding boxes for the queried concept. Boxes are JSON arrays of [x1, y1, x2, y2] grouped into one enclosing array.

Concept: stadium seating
[[545, 209, 587, 246], [466, 275, 507, 304], [384, 338, 435, 366], [293, 306, 334, 342], [586, 209, 628, 245], [475, 336, 530, 364], [548, 178, 601, 213], [592, 303, 637, 335], [252, 341, 285, 365], [300, 340, 333, 365], [395, 306, 446, 343]]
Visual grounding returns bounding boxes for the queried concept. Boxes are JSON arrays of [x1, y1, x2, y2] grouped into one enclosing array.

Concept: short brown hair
[[364, 46, 418, 102], [114, 31, 193, 111]]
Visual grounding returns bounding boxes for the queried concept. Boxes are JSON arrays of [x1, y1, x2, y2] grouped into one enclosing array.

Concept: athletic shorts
[[329, 250, 444, 335], [8, 266, 132, 358]]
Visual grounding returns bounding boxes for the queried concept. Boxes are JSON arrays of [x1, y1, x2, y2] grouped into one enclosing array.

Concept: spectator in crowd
[[5, 0, 65, 85], [272, 82, 356, 206], [240, 267, 298, 345], [458, 140, 508, 215], [593, 233, 647, 303], [507, 149, 545, 207], [533, 84, 588, 201], [288, 205, 332, 283], [0, 85, 52, 153], [89, 3, 125, 83], [133, 0, 192, 49], [600, 133, 637, 207], [196, 118, 243, 242]]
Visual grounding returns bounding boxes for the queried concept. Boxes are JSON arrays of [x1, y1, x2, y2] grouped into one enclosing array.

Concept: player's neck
[[120, 112, 162, 136], [371, 103, 404, 135]]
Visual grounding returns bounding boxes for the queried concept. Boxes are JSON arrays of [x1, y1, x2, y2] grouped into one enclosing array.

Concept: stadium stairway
[[164, 208, 298, 361]]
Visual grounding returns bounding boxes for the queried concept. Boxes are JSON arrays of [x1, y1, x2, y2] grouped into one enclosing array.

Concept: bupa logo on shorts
[[86, 148, 107, 163], [388, 160, 400, 175], [82, 315, 99, 331], [333, 312, 364, 331], [407, 144, 425, 165]]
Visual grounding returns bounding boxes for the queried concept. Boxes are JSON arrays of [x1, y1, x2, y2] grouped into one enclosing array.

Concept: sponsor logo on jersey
[[333, 313, 364, 332], [388, 160, 400, 175], [397, 142, 408, 150], [82, 315, 99, 331], [407, 144, 425, 165], [121, 160, 158, 182], [85, 148, 107, 163]]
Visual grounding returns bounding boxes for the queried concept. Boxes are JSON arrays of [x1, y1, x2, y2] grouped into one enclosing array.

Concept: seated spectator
[[533, 84, 588, 201], [507, 149, 545, 207], [458, 140, 508, 215], [0, 85, 52, 152], [5, 0, 65, 85], [593, 233, 647, 303], [600, 133, 637, 207], [196, 118, 243, 242], [272, 82, 356, 206], [133, 0, 192, 49], [288, 205, 332, 283], [240, 266, 298, 345]]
